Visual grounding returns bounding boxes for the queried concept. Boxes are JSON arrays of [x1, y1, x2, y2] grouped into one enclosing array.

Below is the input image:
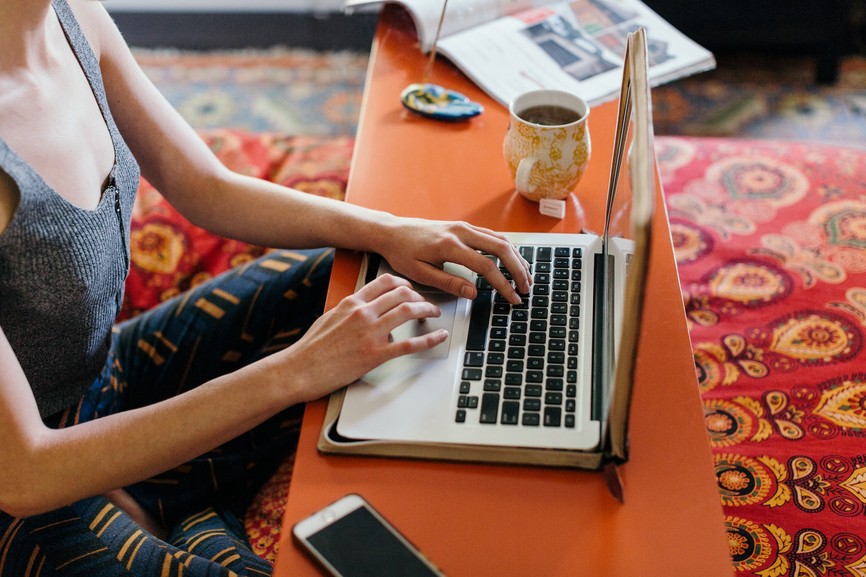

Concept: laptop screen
[[603, 26, 655, 460]]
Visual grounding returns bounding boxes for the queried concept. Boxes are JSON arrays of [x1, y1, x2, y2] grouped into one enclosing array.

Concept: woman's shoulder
[[63, 0, 119, 61]]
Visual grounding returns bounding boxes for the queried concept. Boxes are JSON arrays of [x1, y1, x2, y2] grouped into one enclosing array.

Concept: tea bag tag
[[539, 198, 566, 219]]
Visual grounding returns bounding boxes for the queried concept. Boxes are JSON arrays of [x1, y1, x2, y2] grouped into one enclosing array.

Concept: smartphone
[[292, 493, 446, 577]]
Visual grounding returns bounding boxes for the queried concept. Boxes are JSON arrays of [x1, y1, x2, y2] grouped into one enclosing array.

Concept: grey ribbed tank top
[[0, 0, 140, 417]]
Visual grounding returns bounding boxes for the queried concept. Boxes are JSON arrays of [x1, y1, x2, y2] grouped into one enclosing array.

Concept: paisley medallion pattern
[[661, 137, 866, 576]]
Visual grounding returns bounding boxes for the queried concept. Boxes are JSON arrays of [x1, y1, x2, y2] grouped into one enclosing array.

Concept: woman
[[0, 0, 531, 574]]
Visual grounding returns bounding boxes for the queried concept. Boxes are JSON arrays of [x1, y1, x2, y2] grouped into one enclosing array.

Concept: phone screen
[[305, 505, 442, 577]]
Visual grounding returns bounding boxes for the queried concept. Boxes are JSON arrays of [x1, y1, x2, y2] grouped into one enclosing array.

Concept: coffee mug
[[503, 89, 591, 202]]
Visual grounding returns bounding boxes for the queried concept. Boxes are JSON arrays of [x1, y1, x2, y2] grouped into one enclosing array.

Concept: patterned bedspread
[[660, 136, 866, 576]]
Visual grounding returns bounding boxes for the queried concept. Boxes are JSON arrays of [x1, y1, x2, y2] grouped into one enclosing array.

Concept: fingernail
[[460, 285, 475, 299]]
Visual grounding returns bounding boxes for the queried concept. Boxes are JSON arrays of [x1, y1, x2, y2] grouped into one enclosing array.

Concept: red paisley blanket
[[659, 136, 866, 576]]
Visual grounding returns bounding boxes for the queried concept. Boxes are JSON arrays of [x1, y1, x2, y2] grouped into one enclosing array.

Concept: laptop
[[319, 27, 655, 468]]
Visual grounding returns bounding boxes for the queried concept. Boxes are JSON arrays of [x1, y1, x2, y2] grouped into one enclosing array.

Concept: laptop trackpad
[[390, 291, 457, 360]]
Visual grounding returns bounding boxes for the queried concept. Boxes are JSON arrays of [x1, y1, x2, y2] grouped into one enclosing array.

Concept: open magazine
[[343, 0, 715, 107]]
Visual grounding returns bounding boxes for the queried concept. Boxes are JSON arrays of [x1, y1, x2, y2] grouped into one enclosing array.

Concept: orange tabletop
[[274, 6, 732, 576]]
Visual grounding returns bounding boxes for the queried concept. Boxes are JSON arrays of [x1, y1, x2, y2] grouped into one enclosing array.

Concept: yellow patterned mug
[[503, 89, 591, 202]]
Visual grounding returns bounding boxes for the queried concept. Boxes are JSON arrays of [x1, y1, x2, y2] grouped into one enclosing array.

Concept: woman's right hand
[[270, 273, 446, 404]]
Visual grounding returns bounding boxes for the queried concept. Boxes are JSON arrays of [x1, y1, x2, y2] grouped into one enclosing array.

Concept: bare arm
[[0, 274, 444, 517], [76, 1, 531, 301]]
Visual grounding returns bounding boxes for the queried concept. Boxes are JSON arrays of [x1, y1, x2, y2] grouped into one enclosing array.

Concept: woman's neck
[[0, 1, 58, 73]]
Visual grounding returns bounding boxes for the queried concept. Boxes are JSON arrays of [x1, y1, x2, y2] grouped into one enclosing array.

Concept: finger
[[367, 282, 431, 318], [387, 329, 449, 357], [378, 298, 442, 332], [444, 241, 526, 305], [355, 273, 413, 303], [464, 225, 532, 294]]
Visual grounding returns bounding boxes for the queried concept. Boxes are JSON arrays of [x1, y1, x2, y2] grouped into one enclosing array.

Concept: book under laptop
[[319, 28, 655, 474]]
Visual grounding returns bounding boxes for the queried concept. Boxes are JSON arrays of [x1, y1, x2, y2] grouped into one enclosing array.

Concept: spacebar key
[[466, 290, 493, 351]]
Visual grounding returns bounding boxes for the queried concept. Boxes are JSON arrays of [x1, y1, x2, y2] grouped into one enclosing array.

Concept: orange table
[[274, 6, 732, 576]]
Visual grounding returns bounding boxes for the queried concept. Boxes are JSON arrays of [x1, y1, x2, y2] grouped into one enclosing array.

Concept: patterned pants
[[0, 248, 334, 577]]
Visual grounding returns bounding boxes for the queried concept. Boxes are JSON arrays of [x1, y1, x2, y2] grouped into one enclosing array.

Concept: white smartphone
[[292, 493, 446, 577]]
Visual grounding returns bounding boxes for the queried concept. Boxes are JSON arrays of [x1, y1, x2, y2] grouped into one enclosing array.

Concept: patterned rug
[[654, 54, 866, 145], [658, 136, 866, 576], [132, 48, 866, 145], [134, 48, 368, 136]]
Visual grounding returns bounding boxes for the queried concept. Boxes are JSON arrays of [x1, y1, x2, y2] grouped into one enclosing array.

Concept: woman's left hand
[[376, 218, 532, 305]]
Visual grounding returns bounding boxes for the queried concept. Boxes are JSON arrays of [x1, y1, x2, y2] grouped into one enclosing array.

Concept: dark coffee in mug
[[518, 104, 581, 126]]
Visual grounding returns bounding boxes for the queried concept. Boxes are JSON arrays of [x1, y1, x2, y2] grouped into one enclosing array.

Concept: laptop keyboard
[[455, 245, 582, 428]]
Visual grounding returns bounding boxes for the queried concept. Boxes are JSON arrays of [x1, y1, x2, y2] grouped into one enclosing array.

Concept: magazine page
[[344, 0, 558, 52], [436, 0, 716, 107]]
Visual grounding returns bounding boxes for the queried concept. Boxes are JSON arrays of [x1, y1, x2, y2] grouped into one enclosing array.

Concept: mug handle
[[516, 157, 537, 194]]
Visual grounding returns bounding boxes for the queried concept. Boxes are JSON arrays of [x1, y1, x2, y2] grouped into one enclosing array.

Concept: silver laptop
[[327, 27, 655, 456]]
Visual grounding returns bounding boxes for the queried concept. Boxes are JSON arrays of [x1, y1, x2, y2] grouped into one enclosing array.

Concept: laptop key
[[462, 368, 482, 380], [536, 247, 552, 262], [508, 346, 526, 359], [506, 360, 524, 372], [480, 393, 500, 424], [508, 333, 526, 347], [501, 401, 520, 425], [485, 366, 503, 378], [483, 379, 502, 392], [504, 386, 522, 400], [526, 370, 544, 383], [525, 385, 543, 397], [512, 309, 529, 321], [522, 412, 541, 426], [466, 290, 492, 351], [545, 378, 564, 391], [543, 407, 562, 427]]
